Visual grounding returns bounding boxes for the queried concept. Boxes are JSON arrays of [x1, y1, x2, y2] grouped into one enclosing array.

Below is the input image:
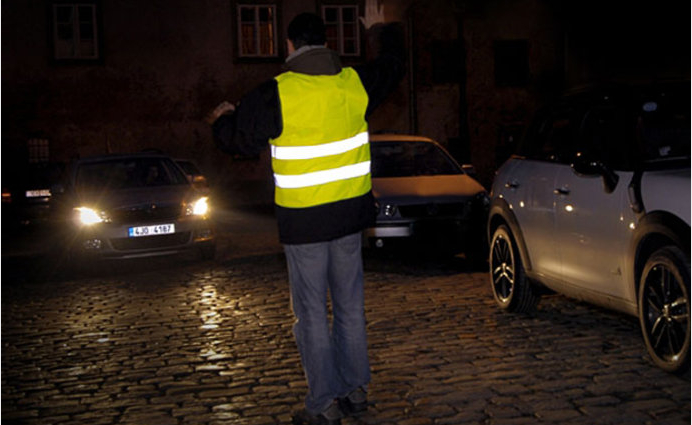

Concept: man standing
[[208, 5, 404, 424]]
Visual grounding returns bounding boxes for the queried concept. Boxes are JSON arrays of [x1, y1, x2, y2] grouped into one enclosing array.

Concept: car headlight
[[186, 196, 209, 216], [74, 207, 109, 225]]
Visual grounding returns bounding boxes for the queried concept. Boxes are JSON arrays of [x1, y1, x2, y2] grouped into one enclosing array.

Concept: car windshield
[[370, 141, 462, 178], [176, 160, 201, 176], [75, 157, 189, 191]]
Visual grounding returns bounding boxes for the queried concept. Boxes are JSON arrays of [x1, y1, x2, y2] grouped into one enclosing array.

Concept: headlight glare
[[187, 197, 209, 216], [75, 207, 105, 225]]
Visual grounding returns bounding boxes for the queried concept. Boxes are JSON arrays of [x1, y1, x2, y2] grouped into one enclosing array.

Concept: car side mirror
[[571, 155, 619, 194], [461, 164, 477, 178]]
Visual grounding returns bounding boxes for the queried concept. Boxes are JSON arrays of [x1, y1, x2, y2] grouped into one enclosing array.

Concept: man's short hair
[[287, 13, 326, 49]]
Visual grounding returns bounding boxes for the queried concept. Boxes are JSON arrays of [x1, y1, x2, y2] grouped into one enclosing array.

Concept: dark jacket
[[213, 23, 405, 244]]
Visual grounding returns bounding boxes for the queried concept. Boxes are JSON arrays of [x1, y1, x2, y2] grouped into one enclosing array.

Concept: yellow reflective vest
[[271, 68, 371, 209]]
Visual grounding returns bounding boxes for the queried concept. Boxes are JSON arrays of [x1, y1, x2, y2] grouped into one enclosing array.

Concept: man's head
[[287, 13, 326, 50]]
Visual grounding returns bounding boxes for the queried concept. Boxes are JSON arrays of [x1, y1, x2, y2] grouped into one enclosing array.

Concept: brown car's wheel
[[638, 246, 690, 373], [489, 225, 538, 313]]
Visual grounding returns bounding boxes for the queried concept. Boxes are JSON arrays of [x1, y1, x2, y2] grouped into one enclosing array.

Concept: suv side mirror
[[571, 155, 619, 194]]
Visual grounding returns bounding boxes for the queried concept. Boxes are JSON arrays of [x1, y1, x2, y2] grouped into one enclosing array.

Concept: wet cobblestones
[[2, 238, 690, 424]]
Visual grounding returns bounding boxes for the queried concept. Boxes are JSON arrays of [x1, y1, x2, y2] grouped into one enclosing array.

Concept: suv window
[[579, 104, 636, 170], [635, 92, 690, 164], [519, 106, 582, 164], [519, 84, 691, 170]]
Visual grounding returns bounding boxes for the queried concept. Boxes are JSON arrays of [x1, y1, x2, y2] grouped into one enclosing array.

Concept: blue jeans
[[284, 232, 370, 414]]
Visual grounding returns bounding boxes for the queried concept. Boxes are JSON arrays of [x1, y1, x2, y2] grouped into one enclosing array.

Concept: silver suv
[[487, 82, 690, 372]]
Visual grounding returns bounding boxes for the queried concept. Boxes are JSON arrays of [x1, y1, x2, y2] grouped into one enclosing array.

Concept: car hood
[[74, 185, 195, 210], [372, 175, 486, 203]]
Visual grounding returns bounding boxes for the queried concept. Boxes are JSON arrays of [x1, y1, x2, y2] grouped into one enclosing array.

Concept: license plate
[[128, 223, 175, 237], [26, 189, 51, 198]]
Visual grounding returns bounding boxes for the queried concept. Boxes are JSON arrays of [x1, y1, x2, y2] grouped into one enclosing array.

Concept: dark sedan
[[51, 152, 215, 262]]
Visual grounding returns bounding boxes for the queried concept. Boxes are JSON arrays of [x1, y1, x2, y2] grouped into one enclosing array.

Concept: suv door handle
[[554, 187, 571, 196], [505, 180, 519, 189]]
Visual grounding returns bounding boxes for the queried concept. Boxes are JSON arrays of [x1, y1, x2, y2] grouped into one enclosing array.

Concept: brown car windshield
[[370, 141, 462, 178], [75, 157, 189, 191]]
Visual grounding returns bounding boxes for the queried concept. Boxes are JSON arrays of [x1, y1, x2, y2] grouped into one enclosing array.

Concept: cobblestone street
[[2, 205, 690, 425]]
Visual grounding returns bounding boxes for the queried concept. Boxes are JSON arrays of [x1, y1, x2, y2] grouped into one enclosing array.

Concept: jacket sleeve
[[353, 22, 406, 119], [212, 79, 282, 158]]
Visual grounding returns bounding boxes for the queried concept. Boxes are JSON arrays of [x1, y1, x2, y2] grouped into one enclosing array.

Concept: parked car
[[50, 152, 215, 262], [2, 162, 65, 229], [365, 134, 489, 259], [487, 82, 690, 372], [174, 158, 209, 192]]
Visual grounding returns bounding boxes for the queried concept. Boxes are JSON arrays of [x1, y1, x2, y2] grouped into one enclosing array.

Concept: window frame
[[235, 3, 280, 60], [50, 1, 103, 63], [321, 4, 361, 57]]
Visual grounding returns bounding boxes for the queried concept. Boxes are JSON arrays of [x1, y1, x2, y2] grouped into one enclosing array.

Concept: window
[[28, 139, 50, 164], [634, 91, 691, 163], [370, 142, 462, 178], [52, 3, 100, 60], [494, 40, 529, 87], [431, 40, 462, 84], [237, 4, 278, 58], [521, 106, 581, 164], [322, 5, 360, 56], [580, 106, 633, 170]]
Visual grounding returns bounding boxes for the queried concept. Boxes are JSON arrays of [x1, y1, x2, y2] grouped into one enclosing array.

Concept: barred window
[[237, 4, 278, 58], [52, 3, 99, 60], [322, 5, 360, 56], [28, 139, 50, 164]]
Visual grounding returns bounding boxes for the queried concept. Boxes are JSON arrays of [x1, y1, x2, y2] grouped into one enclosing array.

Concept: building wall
[[406, 0, 563, 187], [3, 1, 280, 182], [463, 0, 563, 187], [405, 0, 688, 188], [1, 0, 415, 194], [3, 0, 686, 194]]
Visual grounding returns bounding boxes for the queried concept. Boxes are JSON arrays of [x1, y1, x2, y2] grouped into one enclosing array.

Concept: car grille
[[110, 232, 191, 251], [110, 204, 181, 224], [398, 202, 468, 218]]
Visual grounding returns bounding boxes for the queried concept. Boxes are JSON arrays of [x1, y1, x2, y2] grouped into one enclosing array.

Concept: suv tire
[[638, 245, 690, 373], [489, 225, 539, 313]]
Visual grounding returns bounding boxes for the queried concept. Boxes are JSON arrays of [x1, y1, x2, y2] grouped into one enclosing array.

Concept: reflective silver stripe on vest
[[274, 161, 371, 189], [271, 132, 368, 160]]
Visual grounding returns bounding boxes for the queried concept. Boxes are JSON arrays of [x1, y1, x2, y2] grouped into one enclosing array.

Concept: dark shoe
[[339, 387, 368, 415], [292, 400, 343, 425]]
